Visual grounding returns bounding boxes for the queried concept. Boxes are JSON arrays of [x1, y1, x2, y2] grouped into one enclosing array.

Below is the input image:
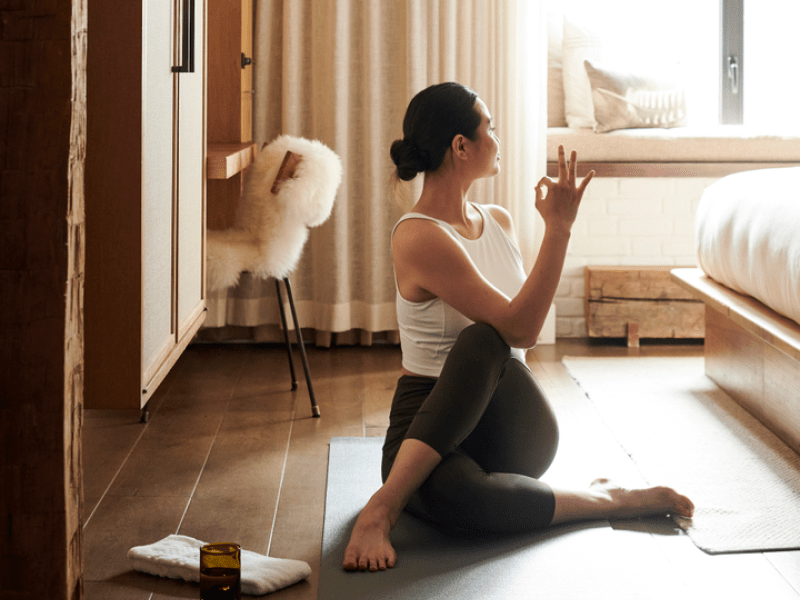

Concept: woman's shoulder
[[393, 213, 454, 245], [481, 204, 516, 240]]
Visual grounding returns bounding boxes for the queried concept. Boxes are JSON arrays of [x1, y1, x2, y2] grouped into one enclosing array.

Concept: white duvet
[[696, 167, 800, 327]]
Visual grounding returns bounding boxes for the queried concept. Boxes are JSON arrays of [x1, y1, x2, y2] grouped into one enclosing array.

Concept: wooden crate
[[585, 266, 704, 346]]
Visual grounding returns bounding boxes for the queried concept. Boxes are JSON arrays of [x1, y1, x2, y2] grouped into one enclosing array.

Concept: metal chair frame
[[275, 277, 320, 417]]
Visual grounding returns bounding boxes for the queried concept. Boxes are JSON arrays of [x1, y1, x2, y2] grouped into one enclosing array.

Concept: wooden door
[[142, 0, 177, 381], [176, 0, 207, 340], [142, 0, 207, 403], [86, 0, 206, 411]]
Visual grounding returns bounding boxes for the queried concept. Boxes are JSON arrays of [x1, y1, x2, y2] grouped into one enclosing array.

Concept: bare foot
[[343, 498, 397, 572], [589, 478, 694, 519]]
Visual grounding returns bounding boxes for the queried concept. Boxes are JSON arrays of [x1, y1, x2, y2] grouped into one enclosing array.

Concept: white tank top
[[393, 203, 528, 378]]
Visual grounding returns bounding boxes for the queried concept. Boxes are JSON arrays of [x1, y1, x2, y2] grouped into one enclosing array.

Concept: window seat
[[547, 126, 800, 177]]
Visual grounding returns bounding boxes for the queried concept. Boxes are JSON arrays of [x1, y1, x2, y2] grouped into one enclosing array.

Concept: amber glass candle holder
[[200, 542, 241, 600]]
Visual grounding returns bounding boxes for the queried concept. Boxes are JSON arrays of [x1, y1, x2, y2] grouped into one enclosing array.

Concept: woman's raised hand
[[535, 145, 594, 235]]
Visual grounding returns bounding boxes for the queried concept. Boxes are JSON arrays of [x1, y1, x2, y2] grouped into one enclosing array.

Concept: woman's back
[[393, 203, 527, 377]]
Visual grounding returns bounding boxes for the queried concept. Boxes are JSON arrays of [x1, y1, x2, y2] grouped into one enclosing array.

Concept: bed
[[671, 166, 800, 456]]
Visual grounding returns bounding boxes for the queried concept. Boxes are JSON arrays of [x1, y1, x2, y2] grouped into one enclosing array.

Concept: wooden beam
[[671, 268, 800, 363], [0, 0, 86, 597]]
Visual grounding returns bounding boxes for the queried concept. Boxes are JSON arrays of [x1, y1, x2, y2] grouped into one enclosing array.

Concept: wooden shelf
[[546, 161, 800, 178], [207, 141, 256, 179]]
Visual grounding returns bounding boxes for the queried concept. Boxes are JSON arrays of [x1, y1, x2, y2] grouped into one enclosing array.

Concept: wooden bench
[[585, 266, 705, 347], [671, 268, 800, 456]]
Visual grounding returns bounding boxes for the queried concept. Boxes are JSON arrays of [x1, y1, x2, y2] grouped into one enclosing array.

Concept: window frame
[[720, 0, 743, 124]]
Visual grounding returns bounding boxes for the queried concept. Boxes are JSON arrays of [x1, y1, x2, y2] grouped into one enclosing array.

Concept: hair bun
[[390, 138, 432, 181]]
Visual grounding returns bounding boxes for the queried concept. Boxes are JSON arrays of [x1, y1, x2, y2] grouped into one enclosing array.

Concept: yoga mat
[[319, 438, 665, 600], [563, 355, 800, 554]]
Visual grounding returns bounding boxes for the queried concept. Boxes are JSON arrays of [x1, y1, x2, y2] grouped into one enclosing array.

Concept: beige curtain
[[201, 0, 546, 347]]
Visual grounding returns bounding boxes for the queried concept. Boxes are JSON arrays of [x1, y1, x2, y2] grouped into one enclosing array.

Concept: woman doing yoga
[[343, 82, 694, 572]]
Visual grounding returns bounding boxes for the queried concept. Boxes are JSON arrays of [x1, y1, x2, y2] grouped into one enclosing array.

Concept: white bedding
[[696, 167, 800, 327]]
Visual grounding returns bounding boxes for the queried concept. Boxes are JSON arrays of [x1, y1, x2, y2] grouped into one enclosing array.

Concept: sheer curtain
[[202, 0, 546, 347]]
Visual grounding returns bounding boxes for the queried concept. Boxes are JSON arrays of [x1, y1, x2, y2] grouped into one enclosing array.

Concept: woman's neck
[[414, 170, 473, 222], [412, 172, 483, 239]]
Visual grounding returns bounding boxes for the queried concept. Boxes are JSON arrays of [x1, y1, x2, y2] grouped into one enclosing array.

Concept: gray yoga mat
[[318, 437, 645, 600], [563, 356, 800, 554]]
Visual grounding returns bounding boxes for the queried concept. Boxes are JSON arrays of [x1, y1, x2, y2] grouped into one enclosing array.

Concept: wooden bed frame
[[671, 268, 800, 456]]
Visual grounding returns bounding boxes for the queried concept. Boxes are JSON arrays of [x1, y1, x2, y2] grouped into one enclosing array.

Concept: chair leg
[[275, 278, 298, 391], [282, 277, 320, 418]]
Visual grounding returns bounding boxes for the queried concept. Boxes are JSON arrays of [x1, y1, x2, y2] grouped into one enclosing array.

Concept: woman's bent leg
[[400, 356, 692, 532], [402, 322, 512, 458], [346, 323, 512, 571], [343, 438, 441, 571], [407, 454, 694, 533], [459, 358, 559, 478], [407, 449, 556, 533], [399, 355, 561, 533]]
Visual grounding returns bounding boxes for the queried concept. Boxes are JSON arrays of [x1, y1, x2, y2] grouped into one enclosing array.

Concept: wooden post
[[0, 1, 86, 598], [627, 322, 640, 348]]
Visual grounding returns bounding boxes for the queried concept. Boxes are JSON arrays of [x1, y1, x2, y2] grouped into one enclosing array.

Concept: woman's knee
[[455, 323, 510, 358], [440, 322, 511, 390]]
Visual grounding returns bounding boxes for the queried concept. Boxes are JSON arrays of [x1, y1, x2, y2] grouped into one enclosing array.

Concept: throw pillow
[[584, 59, 688, 133]]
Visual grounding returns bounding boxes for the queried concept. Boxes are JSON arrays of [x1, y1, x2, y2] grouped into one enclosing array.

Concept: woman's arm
[[393, 146, 593, 348]]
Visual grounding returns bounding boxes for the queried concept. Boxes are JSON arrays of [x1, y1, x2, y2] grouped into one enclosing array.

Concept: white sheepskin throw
[[207, 135, 342, 291]]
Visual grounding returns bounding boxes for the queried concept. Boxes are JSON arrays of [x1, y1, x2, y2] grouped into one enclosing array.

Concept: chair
[[207, 135, 343, 417]]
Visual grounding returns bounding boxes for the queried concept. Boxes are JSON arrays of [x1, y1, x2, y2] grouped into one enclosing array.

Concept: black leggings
[[381, 322, 559, 533]]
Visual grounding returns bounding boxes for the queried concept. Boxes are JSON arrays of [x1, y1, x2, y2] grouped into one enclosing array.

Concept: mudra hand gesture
[[535, 145, 594, 234]]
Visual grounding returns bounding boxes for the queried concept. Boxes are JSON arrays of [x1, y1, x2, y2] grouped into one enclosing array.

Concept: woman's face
[[472, 98, 501, 178]]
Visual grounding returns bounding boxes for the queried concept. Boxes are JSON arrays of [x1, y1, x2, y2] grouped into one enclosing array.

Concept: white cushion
[[561, 15, 609, 129], [547, 8, 566, 127]]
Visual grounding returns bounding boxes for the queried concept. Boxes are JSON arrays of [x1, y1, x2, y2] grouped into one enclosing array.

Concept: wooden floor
[[82, 338, 800, 599]]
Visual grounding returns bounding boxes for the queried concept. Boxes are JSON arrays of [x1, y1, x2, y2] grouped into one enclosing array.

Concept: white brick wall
[[555, 176, 720, 337]]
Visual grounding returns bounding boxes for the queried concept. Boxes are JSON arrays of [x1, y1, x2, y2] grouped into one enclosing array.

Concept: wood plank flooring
[[82, 339, 800, 599]]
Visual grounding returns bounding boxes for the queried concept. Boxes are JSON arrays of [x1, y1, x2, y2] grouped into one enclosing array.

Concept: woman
[[343, 82, 693, 572]]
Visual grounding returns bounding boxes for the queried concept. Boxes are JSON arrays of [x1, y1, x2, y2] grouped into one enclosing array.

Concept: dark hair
[[390, 82, 481, 181]]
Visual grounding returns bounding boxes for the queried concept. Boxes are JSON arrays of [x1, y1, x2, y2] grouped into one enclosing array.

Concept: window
[[736, 0, 800, 128], [558, 0, 719, 126], [561, 0, 800, 128]]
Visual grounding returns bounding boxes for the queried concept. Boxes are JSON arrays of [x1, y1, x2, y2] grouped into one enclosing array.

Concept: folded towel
[[127, 535, 311, 596]]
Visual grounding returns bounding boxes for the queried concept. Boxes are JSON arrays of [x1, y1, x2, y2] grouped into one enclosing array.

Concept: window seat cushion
[[547, 126, 800, 163]]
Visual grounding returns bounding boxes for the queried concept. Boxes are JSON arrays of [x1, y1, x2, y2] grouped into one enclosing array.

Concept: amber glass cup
[[200, 543, 241, 600]]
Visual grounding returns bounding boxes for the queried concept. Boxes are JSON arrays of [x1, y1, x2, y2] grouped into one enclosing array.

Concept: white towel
[[127, 535, 311, 596]]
